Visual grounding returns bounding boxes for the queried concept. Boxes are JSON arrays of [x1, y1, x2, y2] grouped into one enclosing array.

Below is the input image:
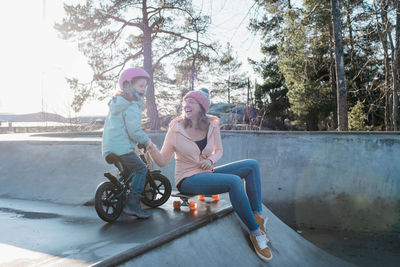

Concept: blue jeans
[[120, 152, 147, 199], [180, 159, 262, 234]]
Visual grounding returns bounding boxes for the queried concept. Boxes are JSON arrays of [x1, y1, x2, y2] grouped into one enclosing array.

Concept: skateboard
[[171, 193, 220, 211]]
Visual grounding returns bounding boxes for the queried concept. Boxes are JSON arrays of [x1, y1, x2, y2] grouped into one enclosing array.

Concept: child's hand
[[200, 159, 213, 170]]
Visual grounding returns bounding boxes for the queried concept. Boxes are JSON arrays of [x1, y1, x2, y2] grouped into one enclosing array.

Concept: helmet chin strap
[[125, 81, 147, 96], [124, 88, 144, 100]]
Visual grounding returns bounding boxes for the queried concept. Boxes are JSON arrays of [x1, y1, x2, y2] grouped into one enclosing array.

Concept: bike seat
[[105, 153, 125, 173]]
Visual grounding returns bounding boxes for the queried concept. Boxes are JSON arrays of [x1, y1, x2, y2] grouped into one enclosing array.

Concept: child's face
[[123, 78, 148, 95], [131, 78, 148, 95]]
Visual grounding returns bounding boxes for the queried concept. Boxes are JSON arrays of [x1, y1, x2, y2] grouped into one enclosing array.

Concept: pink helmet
[[118, 68, 150, 90]]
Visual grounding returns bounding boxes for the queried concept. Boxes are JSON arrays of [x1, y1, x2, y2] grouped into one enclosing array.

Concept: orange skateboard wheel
[[198, 195, 205, 201], [173, 201, 181, 209], [189, 201, 197, 211], [212, 194, 220, 201]]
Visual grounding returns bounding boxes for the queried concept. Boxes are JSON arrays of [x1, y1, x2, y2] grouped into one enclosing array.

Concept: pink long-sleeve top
[[156, 115, 223, 186]]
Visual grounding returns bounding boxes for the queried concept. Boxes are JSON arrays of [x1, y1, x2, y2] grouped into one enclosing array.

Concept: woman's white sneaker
[[253, 213, 270, 241], [249, 232, 272, 261]]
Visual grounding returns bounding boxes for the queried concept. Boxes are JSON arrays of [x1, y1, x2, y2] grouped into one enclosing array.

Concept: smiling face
[[131, 78, 148, 95], [183, 97, 202, 120]]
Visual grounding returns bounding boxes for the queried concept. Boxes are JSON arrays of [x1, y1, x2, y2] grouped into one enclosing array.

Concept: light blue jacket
[[102, 96, 149, 158]]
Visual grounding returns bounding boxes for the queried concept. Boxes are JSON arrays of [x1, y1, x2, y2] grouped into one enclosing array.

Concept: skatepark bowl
[[0, 130, 399, 266]]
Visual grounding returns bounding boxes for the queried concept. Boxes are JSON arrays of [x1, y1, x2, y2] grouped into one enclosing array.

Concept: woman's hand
[[200, 159, 213, 170]]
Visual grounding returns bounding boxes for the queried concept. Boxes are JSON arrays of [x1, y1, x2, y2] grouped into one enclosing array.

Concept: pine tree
[[349, 100, 372, 131], [249, 1, 292, 130], [55, 0, 213, 129], [211, 43, 247, 104], [278, 7, 334, 130]]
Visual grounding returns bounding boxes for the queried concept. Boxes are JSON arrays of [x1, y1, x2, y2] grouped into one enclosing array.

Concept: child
[[102, 67, 151, 218]]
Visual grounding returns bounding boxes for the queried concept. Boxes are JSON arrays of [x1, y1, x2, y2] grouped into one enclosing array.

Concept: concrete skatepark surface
[[119, 205, 353, 267], [0, 192, 232, 266], [0, 195, 353, 267], [1, 131, 399, 266]]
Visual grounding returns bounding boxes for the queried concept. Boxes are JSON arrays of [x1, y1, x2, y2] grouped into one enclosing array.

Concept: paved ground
[[118, 203, 354, 267], [1, 133, 396, 266], [0, 193, 231, 266], [0, 193, 355, 266], [299, 225, 400, 267]]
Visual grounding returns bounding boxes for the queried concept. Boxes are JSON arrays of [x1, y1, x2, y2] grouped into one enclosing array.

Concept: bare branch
[[111, 23, 128, 47], [147, 7, 163, 15], [97, 50, 143, 77], [301, 3, 323, 23], [157, 5, 192, 16], [153, 29, 213, 48], [149, 15, 163, 29], [350, 58, 373, 84], [153, 45, 188, 70], [106, 15, 143, 30]]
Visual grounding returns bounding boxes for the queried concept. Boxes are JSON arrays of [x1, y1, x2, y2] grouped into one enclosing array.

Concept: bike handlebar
[[137, 143, 146, 152]]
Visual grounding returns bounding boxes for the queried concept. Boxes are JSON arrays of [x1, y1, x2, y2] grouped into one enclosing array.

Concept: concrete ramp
[[97, 205, 353, 267], [0, 136, 115, 205]]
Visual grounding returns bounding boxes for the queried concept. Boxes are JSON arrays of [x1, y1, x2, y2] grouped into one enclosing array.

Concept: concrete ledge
[[90, 207, 234, 267], [1, 131, 399, 232], [28, 130, 400, 137]]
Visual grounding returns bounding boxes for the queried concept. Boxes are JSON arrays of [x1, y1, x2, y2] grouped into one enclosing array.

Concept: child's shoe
[[123, 196, 150, 219], [249, 232, 272, 261], [254, 213, 269, 241]]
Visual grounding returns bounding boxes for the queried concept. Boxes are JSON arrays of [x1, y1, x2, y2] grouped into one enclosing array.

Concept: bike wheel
[[95, 181, 123, 222], [141, 173, 171, 207]]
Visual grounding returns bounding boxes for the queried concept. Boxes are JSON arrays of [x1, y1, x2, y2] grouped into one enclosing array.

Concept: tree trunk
[[328, 20, 338, 130], [375, 0, 391, 130], [392, 0, 400, 130], [346, 0, 355, 71], [247, 78, 250, 106], [382, 0, 391, 130], [142, 0, 160, 130], [227, 73, 231, 104], [306, 114, 319, 131], [191, 30, 200, 91], [331, 0, 348, 131]]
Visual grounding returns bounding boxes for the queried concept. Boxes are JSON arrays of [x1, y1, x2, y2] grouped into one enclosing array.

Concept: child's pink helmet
[[118, 68, 150, 90]]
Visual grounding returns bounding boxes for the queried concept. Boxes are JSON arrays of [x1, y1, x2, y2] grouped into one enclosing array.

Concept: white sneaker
[[250, 232, 272, 261], [253, 213, 270, 241]]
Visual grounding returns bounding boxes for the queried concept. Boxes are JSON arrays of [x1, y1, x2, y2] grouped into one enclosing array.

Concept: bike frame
[[103, 149, 162, 197]]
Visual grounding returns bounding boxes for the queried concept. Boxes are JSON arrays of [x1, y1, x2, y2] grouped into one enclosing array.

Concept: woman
[[147, 88, 272, 261]]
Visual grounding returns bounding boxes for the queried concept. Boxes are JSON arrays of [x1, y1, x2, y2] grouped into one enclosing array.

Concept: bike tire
[[95, 181, 123, 222], [141, 173, 172, 207]]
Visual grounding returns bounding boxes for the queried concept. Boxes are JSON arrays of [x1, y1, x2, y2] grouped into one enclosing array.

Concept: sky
[[0, 0, 264, 117]]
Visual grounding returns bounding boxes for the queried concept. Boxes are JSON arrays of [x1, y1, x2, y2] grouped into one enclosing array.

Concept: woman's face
[[183, 97, 201, 120]]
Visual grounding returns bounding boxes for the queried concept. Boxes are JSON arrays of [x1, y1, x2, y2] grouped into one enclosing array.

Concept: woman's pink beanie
[[183, 88, 210, 113]]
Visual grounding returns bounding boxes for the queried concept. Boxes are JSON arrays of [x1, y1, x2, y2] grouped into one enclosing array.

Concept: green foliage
[[277, 7, 334, 130], [211, 43, 248, 104], [249, 1, 292, 130], [349, 100, 373, 131], [251, 0, 387, 130], [55, 0, 213, 118]]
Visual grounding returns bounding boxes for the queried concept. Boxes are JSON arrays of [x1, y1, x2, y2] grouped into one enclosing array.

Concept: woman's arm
[[147, 129, 175, 167], [207, 125, 223, 164]]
